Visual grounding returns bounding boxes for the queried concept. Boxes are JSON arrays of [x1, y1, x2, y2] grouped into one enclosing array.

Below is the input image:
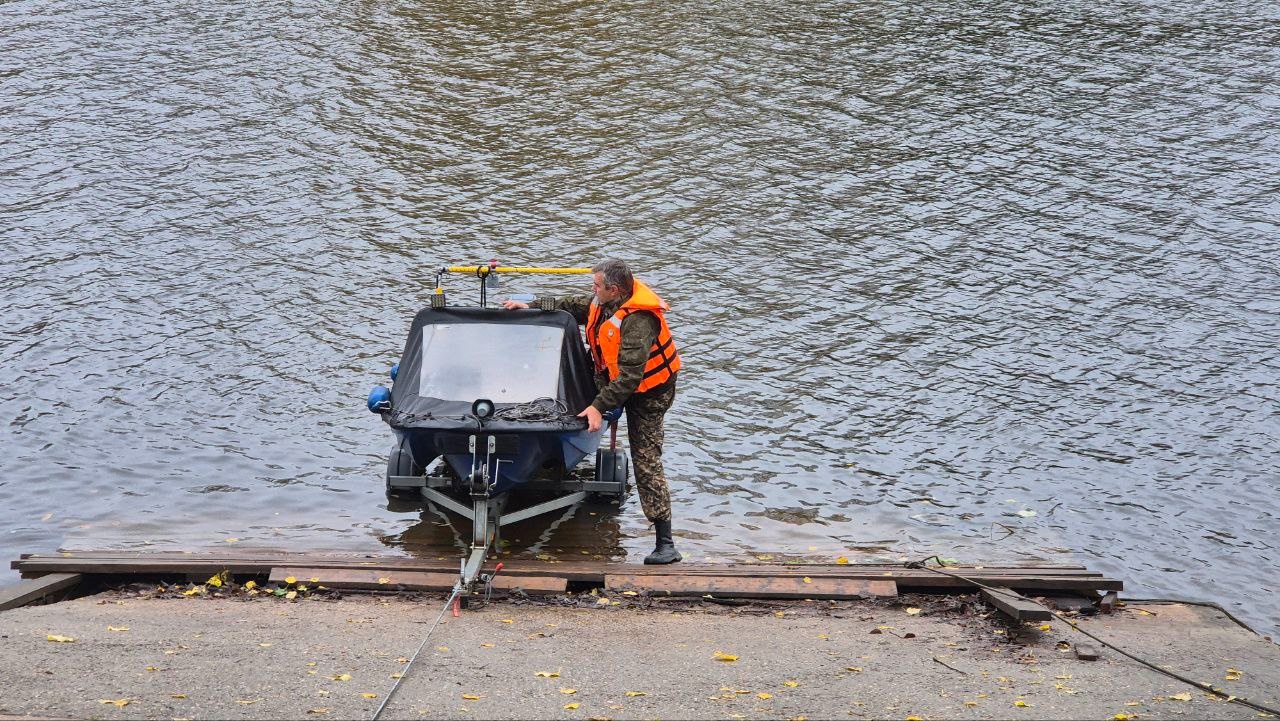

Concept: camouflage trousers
[[622, 379, 677, 523]]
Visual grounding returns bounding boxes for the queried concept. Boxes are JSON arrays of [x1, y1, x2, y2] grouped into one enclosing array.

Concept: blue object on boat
[[390, 362, 399, 381], [367, 385, 392, 412]]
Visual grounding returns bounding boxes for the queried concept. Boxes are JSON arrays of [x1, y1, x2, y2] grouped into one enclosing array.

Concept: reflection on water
[[2, 0, 1278, 636]]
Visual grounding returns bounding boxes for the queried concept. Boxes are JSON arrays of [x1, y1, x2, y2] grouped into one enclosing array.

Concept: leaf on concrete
[[535, 671, 561, 678], [713, 652, 738, 662], [361, 693, 378, 699], [783, 680, 799, 688], [332, 674, 352, 681], [462, 694, 480, 701], [757, 693, 773, 700], [99, 699, 130, 707], [624, 691, 646, 697], [46, 635, 75, 643], [564, 703, 580, 710], [1226, 668, 1243, 681], [905, 608, 921, 616], [560, 688, 577, 694], [107, 626, 130, 632], [1170, 692, 1192, 702]]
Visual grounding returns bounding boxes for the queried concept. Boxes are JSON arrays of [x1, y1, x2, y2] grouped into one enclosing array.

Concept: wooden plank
[[0, 573, 82, 611], [268, 567, 566, 595], [979, 586, 1053, 621], [10, 553, 1120, 593], [605, 574, 898, 600]]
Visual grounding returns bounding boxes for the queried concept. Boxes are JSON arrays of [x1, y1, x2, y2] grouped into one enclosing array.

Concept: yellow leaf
[[306, 661, 317, 667], [244, 580, 257, 590], [757, 693, 773, 700], [783, 680, 799, 687], [500, 619, 514, 624], [146, 666, 160, 672], [713, 652, 739, 662], [560, 688, 577, 694], [622, 590, 638, 596], [297, 584, 308, 592], [107, 626, 130, 632], [803, 577, 812, 583], [1114, 715, 1132, 721], [397, 657, 409, 663], [171, 694, 187, 699], [99, 699, 130, 707], [774, 611, 786, 618], [907, 717, 923, 721], [206, 574, 223, 588], [285, 576, 297, 584], [846, 667, 863, 673], [307, 709, 330, 715], [361, 693, 378, 699], [332, 674, 352, 681], [835, 556, 849, 564], [964, 701, 978, 707], [1015, 700, 1030, 707], [310, 577, 320, 583], [536, 671, 561, 678], [1171, 692, 1192, 702], [905, 608, 921, 616], [564, 703, 580, 710], [235, 699, 259, 705], [46, 635, 75, 643], [182, 586, 202, 596], [462, 694, 480, 700], [1226, 668, 1243, 681], [480, 643, 495, 648], [225, 537, 239, 543], [436, 646, 449, 652], [377, 577, 390, 585], [596, 597, 610, 605], [1040, 624, 1052, 631], [625, 691, 646, 697]]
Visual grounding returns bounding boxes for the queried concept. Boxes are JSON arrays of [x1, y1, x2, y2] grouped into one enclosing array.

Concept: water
[[2, 0, 1278, 637]]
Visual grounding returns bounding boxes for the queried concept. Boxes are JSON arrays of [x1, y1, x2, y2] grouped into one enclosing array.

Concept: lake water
[[2, 0, 1277, 637]]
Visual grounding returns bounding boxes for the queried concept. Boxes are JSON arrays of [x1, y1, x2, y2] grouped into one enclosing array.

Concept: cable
[[372, 584, 463, 721], [906, 556, 1280, 716]]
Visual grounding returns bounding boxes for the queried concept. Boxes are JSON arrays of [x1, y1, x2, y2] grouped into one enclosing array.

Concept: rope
[[906, 556, 1280, 716], [491, 397, 574, 423], [371, 585, 462, 721]]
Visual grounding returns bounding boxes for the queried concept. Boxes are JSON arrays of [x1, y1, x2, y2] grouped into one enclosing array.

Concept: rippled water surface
[[3, 0, 1278, 635]]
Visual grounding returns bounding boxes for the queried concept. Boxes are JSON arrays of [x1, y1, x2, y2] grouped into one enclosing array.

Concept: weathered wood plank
[[605, 574, 898, 600], [267, 567, 566, 595], [979, 586, 1053, 621], [0, 573, 82, 611]]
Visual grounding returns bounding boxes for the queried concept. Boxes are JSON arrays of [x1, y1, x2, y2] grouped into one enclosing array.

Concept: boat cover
[[386, 307, 597, 433]]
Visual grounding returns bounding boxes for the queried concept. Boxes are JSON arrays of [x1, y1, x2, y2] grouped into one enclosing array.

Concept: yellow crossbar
[[442, 266, 591, 275]]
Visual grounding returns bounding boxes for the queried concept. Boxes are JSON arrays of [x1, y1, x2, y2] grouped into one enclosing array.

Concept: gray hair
[[592, 258, 634, 295]]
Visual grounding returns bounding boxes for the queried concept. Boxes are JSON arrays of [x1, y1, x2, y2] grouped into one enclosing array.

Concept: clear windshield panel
[[419, 323, 564, 403]]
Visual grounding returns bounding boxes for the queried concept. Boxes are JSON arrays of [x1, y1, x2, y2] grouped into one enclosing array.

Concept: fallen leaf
[[285, 576, 297, 584], [225, 537, 239, 543], [622, 590, 638, 596], [307, 662, 317, 667], [1114, 715, 1133, 721], [99, 699, 130, 707], [146, 666, 160, 672], [462, 694, 480, 701], [310, 577, 320, 583], [757, 693, 773, 700], [964, 701, 978, 707], [625, 691, 646, 697], [332, 674, 352, 681], [390, 673, 402, 679], [1040, 624, 1052, 631], [480, 643, 494, 648], [835, 556, 849, 564], [560, 688, 578, 694], [361, 693, 378, 699], [802, 577, 812, 584], [235, 699, 259, 705], [905, 608, 921, 616], [1170, 692, 1192, 702], [774, 611, 786, 618], [377, 577, 391, 585], [244, 580, 257, 590], [46, 635, 75, 643], [564, 703, 580, 710], [436, 646, 449, 652], [1226, 668, 1243, 681], [536, 671, 561, 678], [259, 642, 273, 648], [1015, 699, 1030, 707], [397, 657, 409, 663], [207, 574, 223, 588], [596, 597, 610, 605], [500, 619, 514, 624], [171, 694, 187, 699], [783, 680, 799, 687], [713, 652, 739, 662], [846, 667, 863, 673], [107, 626, 130, 632], [307, 709, 330, 715]]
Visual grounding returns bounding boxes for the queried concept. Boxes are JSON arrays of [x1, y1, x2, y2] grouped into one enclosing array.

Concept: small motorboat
[[366, 264, 629, 592]]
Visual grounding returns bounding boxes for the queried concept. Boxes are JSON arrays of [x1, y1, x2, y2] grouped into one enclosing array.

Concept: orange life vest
[[586, 279, 681, 394]]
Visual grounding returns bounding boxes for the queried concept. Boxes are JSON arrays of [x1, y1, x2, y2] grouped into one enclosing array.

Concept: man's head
[[591, 258, 633, 304]]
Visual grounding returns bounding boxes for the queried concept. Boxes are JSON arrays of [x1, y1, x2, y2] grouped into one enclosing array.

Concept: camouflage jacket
[[551, 294, 663, 412]]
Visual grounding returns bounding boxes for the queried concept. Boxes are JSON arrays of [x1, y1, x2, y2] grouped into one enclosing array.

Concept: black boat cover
[[386, 307, 597, 433]]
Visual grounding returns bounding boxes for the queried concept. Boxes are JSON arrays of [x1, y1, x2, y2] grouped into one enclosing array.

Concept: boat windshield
[[418, 322, 564, 403]]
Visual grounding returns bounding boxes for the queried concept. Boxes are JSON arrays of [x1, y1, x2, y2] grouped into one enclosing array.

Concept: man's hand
[[501, 299, 529, 310], [577, 405, 603, 432]]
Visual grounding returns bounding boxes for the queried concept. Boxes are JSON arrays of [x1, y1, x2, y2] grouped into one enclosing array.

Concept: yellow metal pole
[[442, 266, 591, 275]]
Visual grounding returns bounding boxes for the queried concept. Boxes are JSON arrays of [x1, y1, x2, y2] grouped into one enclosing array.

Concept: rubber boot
[[643, 519, 681, 565]]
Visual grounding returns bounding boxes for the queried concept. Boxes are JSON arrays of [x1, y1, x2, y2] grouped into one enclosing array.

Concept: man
[[503, 259, 682, 564]]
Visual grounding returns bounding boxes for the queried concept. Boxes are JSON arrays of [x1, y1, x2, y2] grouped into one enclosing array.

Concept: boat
[[365, 264, 629, 593]]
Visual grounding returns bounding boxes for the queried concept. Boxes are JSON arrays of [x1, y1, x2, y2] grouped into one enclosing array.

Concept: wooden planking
[[606, 574, 898, 600], [0, 573, 82, 612], [11, 552, 1121, 593], [979, 587, 1053, 621], [267, 567, 567, 595]]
